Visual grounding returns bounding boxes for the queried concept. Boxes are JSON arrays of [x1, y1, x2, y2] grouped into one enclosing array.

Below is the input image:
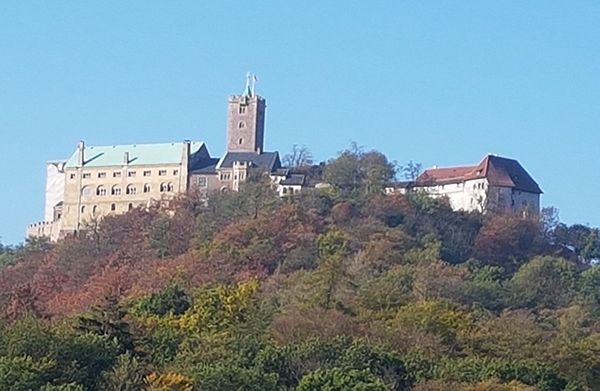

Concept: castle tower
[[226, 75, 266, 153]]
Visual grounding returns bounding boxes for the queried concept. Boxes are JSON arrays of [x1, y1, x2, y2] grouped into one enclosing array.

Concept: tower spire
[[243, 72, 252, 96]]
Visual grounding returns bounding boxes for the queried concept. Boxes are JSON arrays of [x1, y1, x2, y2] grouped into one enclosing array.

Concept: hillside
[[1, 148, 600, 391]]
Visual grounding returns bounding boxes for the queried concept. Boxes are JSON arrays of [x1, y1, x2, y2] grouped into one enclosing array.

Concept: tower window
[[238, 138, 243, 145], [239, 106, 246, 114], [238, 121, 245, 129]]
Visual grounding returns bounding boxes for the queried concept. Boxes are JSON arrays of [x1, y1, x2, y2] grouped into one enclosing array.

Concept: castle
[[393, 154, 543, 214], [27, 79, 543, 242], [27, 78, 305, 241]]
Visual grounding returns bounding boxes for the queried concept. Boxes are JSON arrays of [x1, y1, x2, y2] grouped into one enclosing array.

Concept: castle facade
[[27, 83, 305, 241], [393, 154, 542, 214]]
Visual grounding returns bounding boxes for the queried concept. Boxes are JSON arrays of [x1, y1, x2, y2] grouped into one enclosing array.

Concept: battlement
[[28, 220, 59, 228], [27, 220, 60, 242]]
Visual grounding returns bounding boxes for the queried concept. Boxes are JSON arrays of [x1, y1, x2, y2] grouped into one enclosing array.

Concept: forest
[[1, 146, 600, 390]]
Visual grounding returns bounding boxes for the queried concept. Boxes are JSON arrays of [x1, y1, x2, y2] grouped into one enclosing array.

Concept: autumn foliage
[[1, 149, 600, 390]]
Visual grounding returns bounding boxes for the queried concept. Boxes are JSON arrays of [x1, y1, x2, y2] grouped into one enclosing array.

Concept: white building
[[397, 154, 542, 214]]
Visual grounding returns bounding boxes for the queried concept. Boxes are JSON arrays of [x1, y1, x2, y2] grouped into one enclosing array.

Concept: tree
[[400, 160, 423, 181], [297, 368, 389, 391], [101, 352, 147, 391], [508, 256, 577, 309], [307, 231, 355, 309], [130, 284, 190, 317], [553, 223, 600, 264], [283, 144, 314, 168], [473, 215, 547, 273], [323, 143, 395, 198], [77, 295, 136, 355]]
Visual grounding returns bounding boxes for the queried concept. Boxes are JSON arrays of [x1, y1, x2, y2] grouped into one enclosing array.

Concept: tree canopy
[[0, 147, 597, 390]]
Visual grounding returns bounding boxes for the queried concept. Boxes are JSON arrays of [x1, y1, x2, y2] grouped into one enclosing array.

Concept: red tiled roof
[[415, 155, 542, 194], [419, 166, 476, 182]]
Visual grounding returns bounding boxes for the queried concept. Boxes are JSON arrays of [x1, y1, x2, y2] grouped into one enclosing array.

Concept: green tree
[[297, 368, 389, 391], [323, 143, 395, 198], [77, 295, 136, 354], [308, 231, 355, 309], [130, 284, 190, 317], [553, 223, 600, 264], [508, 256, 577, 309]]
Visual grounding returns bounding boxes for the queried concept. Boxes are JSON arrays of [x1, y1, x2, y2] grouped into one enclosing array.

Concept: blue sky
[[1, 2, 599, 244]]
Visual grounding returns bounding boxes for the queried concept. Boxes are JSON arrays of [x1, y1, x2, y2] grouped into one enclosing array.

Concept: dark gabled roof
[[273, 168, 290, 176], [189, 157, 220, 175], [415, 154, 543, 194], [280, 174, 306, 186], [217, 151, 281, 172], [476, 155, 543, 194]]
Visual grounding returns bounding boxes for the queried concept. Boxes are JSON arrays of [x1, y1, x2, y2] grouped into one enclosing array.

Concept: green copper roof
[[65, 141, 205, 168]]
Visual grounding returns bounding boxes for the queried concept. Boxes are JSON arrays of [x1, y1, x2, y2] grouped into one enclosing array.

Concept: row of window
[[218, 172, 245, 181], [71, 169, 179, 180], [81, 183, 174, 196], [81, 203, 137, 214]]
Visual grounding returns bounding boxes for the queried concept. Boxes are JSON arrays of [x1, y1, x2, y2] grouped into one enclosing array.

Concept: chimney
[[123, 151, 129, 165], [77, 141, 85, 167]]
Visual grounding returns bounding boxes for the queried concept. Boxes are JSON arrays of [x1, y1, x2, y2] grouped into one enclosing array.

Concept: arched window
[[160, 183, 167, 192], [238, 138, 243, 145], [112, 186, 121, 195], [143, 184, 151, 193], [128, 203, 133, 211], [111, 203, 116, 211], [81, 205, 85, 213], [238, 121, 245, 129], [126, 185, 137, 195], [81, 186, 91, 196], [96, 186, 106, 196], [92, 205, 97, 213], [167, 183, 173, 192]]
